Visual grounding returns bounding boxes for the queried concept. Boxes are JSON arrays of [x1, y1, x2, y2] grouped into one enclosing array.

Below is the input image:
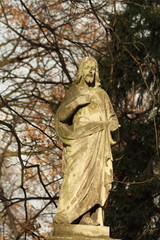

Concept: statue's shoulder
[[62, 83, 79, 104], [68, 83, 80, 95], [67, 83, 88, 96], [66, 83, 79, 93], [97, 87, 109, 97]]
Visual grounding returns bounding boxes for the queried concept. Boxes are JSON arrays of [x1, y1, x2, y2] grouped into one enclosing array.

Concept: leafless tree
[[0, 0, 159, 239]]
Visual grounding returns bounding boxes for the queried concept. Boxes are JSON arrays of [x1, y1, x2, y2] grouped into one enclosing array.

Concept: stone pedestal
[[47, 224, 121, 240]]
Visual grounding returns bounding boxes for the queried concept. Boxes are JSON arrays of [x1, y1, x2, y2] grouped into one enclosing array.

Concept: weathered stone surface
[[54, 223, 109, 237], [47, 236, 120, 240], [54, 56, 120, 225], [46, 224, 121, 240]]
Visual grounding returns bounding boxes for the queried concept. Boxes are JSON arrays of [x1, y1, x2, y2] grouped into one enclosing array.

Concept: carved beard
[[85, 73, 96, 87], [85, 74, 94, 83]]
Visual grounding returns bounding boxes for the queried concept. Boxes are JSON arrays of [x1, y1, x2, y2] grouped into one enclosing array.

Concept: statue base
[[47, 223, 121, 240]]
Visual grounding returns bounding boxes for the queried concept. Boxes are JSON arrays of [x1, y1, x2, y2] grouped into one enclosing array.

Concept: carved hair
[[74, 56, 101, 86]]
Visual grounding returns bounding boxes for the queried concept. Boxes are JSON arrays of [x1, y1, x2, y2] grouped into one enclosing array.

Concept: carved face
[[83, 60, 96, 84]]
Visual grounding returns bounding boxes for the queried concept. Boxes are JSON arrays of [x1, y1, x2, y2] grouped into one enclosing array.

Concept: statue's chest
[[74, 91, 106, 123]]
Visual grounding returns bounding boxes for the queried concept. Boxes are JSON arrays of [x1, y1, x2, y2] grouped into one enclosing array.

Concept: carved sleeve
[[58, 99, 79, 122], [58, 95, 90, 123], [105, 93, 119, 132]]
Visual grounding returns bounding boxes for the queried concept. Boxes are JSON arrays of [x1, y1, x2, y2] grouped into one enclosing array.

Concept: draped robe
[[54, 83, 119, 224]]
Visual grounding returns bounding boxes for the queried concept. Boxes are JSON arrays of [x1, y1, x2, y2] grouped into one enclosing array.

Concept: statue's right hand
[[76, 94, 91, 106]]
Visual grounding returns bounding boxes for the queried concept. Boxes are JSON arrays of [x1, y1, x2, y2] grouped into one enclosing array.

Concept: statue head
[[75, 56, 101, 87]]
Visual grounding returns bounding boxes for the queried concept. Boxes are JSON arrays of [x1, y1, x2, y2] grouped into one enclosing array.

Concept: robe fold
[[54, 83, 119, 223]]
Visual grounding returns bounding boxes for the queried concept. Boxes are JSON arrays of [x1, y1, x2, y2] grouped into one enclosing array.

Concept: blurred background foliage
[[99, 1, 160, 239], [0, 0, 159, 239]]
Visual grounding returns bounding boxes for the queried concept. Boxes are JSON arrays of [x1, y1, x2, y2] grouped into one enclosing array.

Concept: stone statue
[[54, 56, 119, 227]]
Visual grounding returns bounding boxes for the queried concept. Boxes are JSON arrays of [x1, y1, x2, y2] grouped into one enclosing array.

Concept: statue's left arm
[[104, 92, 119, 132]]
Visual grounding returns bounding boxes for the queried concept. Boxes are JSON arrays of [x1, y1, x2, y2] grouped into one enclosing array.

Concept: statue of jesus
[[54, 56, 119, 226]]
